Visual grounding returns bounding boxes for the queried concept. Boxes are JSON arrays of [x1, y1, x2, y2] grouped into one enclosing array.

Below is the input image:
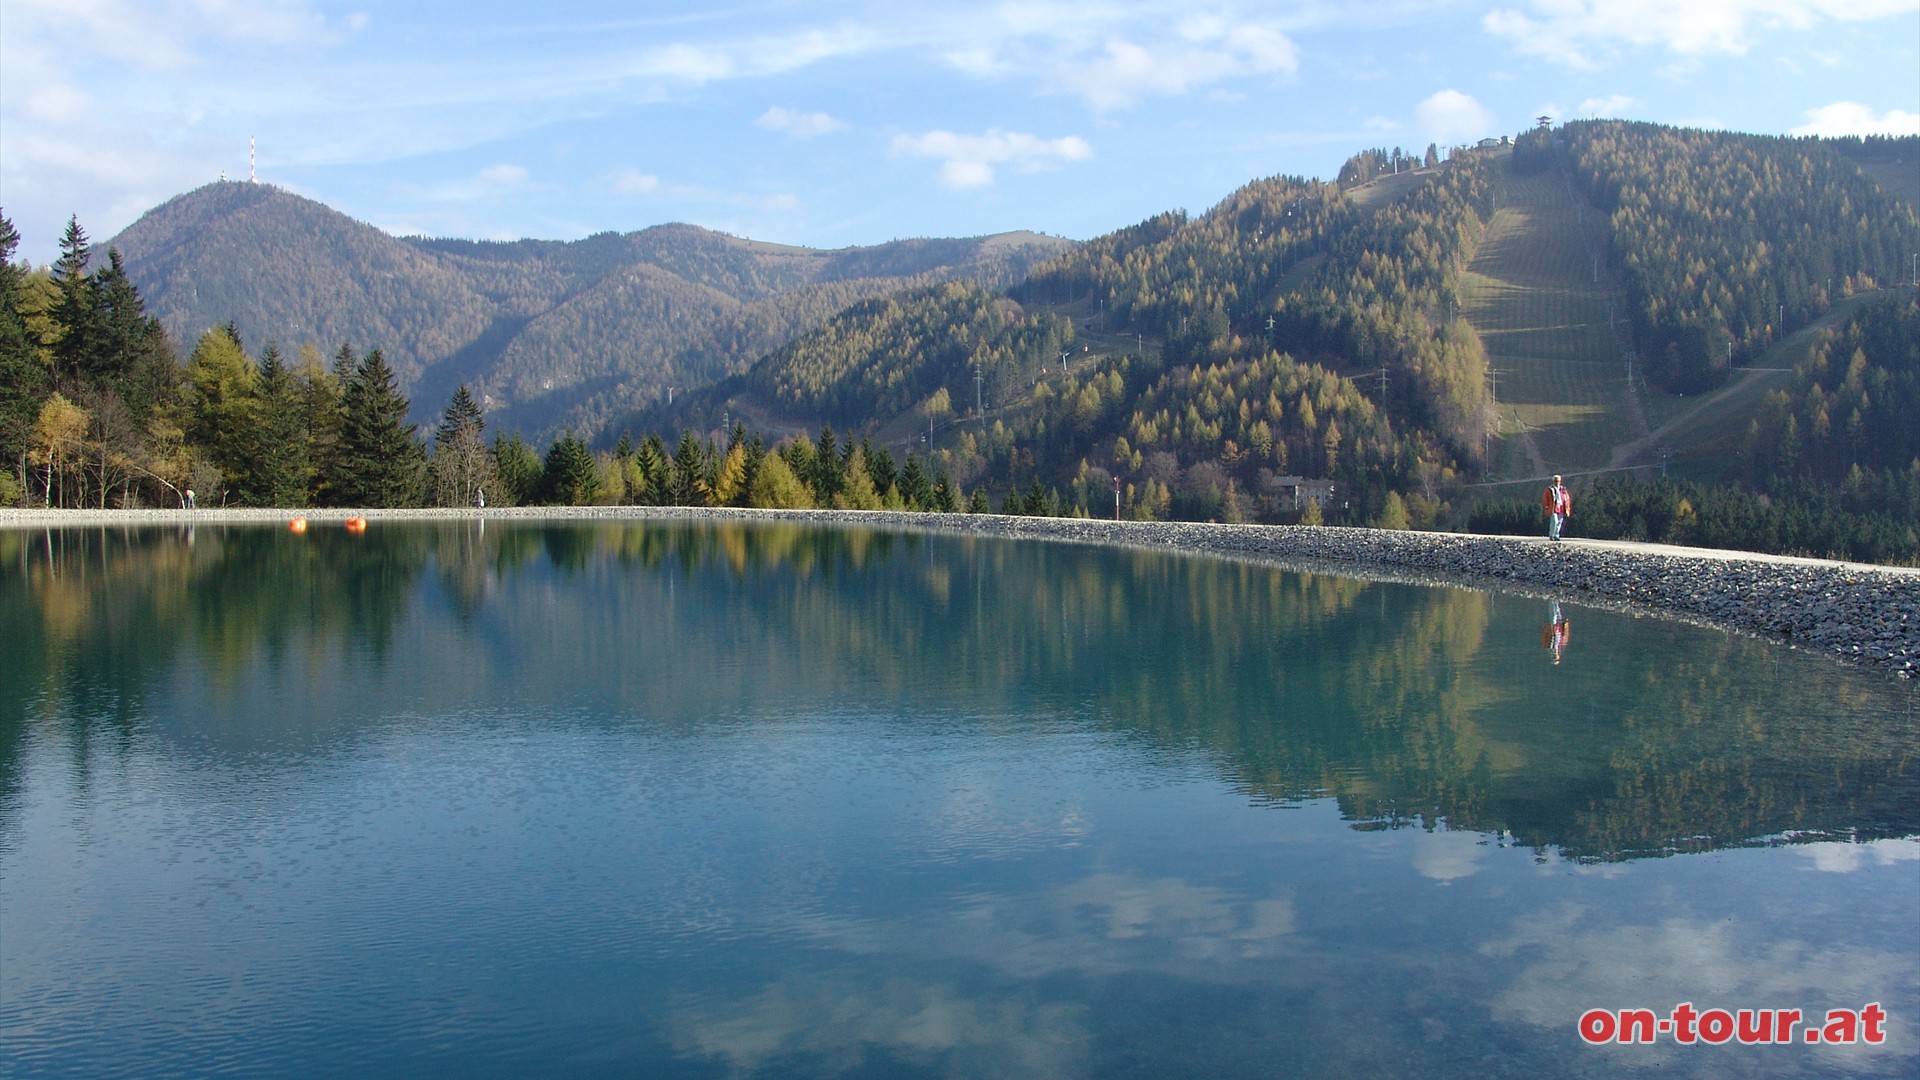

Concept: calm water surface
[[2, 521, 1916, 1078]]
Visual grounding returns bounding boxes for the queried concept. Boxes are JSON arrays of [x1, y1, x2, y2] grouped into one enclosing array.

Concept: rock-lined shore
[[5, 506, 1915, 680]]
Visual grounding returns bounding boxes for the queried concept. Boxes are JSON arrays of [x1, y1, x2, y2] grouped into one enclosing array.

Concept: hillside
[[107, 184, 1069, 440]]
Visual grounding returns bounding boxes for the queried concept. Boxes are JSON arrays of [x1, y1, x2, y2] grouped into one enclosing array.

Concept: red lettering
[[1579, 1009, 1616, 1044], [1775, 1009, 1802, 1043], [1862, 1003, 1886, 1045], [1737, 1009, 1772, 1044], [1618, 1009, 1657, 1044], [1671, 1002, 1699, 1044], [1823, 1009, 1858, 1044], [1698, 1009, 1735, 1044]]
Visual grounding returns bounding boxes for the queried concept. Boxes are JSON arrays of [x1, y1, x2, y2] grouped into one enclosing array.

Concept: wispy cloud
[[1484, 0, 1916, 69], [1790, 101, 1920, 137], [1054, 20, 1300, 111], [891, 128, 1093, 190], [610, 169, 661, 195], [755, 107, 850, 138]]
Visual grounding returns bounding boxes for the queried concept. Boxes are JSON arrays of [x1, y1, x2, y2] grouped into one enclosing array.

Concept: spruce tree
[[540, 433, 598, 505], [251, 344, 311, 506], [668, 430, 707, 505], [491, 432, 542, 505], [49, 216, 96, 388], [333, 349, 425, 507], [0, 214, 50, 500], [430, 385, 496, 506]]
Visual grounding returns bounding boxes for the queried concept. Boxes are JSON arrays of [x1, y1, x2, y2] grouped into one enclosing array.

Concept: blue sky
[[3, 0, 1917, 265]]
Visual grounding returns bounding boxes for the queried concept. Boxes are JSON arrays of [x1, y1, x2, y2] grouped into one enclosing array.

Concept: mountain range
[[107, 183, 1069, 441]]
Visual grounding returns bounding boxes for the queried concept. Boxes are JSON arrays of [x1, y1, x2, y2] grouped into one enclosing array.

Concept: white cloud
[[5, 0, 344, 70], [1578, 94, 1638, 117], [891, 128, 1093, 190], [477, 164, 529, 187], [1414, 90, 1494, 144], [1791, 101, 1920, 137], [1793, 837, 1920, 872], [1485, 0, 1916, 69], [755, 107, 849, 138], [1055, 22, 1300, 111], [611, 169, 661, 195]]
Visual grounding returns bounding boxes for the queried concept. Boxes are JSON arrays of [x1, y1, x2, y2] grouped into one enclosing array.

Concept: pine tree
[[250, 344, 311, 506], [49, 216, 96, 388], [931, 471, 959, 513], [898, 454, 931, 510], [430, 385, 496, 506], [89, 249, 174, 421], [332, 349, 425, 507], [668, 430, 708, 505], [0, 214, 49, 501], [540, 432, 598, 505], [492, 432, 542, 505]]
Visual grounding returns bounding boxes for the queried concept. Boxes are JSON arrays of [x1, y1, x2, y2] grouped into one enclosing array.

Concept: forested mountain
[[106, 183, 1069, 440], [1515, 122, 1920, 392], [11, 122, 1918, 559], [641, 158, 1496, 526]]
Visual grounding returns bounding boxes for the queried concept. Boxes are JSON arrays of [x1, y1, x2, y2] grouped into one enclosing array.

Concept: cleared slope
[[1460, 166, 1643, 479]]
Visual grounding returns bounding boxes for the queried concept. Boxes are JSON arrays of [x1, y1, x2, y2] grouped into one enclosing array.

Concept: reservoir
[[2, 520, 1915, 1078]]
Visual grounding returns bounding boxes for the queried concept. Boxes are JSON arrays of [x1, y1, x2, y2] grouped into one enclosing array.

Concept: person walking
[[1541, 474, 1571, 541]]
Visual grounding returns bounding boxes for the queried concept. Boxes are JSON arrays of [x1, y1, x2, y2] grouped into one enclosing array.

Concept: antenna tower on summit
[[250, 137, 257, 183]]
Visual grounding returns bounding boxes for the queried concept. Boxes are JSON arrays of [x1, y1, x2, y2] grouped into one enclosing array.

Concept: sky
[[3, 0, 1917, 265]]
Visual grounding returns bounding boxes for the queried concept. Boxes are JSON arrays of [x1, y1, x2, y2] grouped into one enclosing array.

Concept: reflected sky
[[2, 521, 1915, 1078]]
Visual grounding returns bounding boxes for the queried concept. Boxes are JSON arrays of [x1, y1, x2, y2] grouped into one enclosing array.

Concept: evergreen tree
[[301, 345, 347, 505], [430, 384, 497, 506], [540, 432, 598, 505], [332, 349, 425, 507], [898, 454, 932, 510], [87, 249, 175, 422], [250, 344, 311, 506], [668, 430, 708, 505], [492, 432, 542, 505], [0, 214, 49, 501], [930, 471, 959, 513], [49, 216, 96, 388]]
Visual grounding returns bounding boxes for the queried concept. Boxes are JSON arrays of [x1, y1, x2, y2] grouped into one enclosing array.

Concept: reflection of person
[[1541, 474, 1571, 541], [1542, 600, 1571, 664]]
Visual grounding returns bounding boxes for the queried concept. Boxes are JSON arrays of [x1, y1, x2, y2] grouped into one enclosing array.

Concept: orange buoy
[[345, 516, 368, 533], [289, 518, 308, 534]]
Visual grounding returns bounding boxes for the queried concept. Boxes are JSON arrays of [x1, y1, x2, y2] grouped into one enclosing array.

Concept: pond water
[[2, 520, 1915, 1079]]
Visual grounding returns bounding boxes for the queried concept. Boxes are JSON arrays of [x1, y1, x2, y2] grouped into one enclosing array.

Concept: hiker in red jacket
[[1541, 475, 1571, 541]]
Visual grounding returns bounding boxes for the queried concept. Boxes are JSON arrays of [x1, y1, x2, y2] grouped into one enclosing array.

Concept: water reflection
[[3, 521, 1915, 864], [2, 520, 1915, 1078]]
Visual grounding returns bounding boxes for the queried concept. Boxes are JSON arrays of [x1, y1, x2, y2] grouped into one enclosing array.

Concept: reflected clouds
[[668, 978, 1090, 1078]]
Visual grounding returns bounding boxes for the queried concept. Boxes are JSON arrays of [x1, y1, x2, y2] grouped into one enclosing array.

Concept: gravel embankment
[[5, 506, 1916, 679]]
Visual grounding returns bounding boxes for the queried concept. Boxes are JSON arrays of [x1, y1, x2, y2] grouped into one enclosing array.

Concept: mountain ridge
[[106, 183, 1071, 440]]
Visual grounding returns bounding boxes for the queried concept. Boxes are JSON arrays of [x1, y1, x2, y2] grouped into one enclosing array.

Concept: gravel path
[[6, 506, 1916, 680]]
